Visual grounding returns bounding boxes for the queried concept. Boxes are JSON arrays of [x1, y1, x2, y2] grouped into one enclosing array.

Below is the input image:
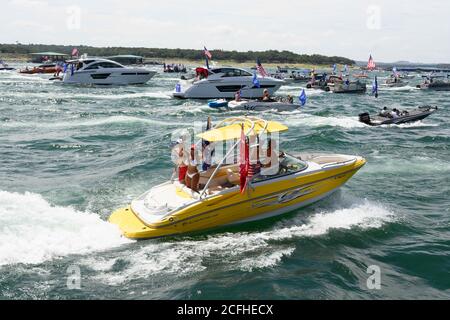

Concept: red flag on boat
[[239, 125, 249, 194], [71, 48, 79, 57], [367, 54, 376, 71], [256, 58, 269, 77], [204, 47, 212, 60]]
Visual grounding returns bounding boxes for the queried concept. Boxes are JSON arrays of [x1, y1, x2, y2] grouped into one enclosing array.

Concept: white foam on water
[[286, 114, 367, 129], [85, 199, 394, 284], [0, 115, 188, 129], [384, 121, 439, 128], [0, 191, 131, 266], [365, 155, 450, 174], [379, 85, 419, 91], [1, 91, 172, 100], [238, 248, 296, 272]]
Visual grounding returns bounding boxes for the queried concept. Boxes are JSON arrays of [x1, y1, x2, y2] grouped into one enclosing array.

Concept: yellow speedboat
[[109, 116, 366, 239]]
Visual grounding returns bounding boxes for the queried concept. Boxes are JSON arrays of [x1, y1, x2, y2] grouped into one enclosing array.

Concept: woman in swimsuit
[[185, 144, 200, 192]]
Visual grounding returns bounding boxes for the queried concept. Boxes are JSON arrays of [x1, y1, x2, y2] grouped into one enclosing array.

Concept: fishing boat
[[359, 106, 437, 126], [173, 67, 284, 99], [385, 76, 408, 88], [306, 74, 329, 90], [62, 58, 156, 85], [416, 75, 450, 91], [109, 116, 366, 239], [331, 80, 367, 93]]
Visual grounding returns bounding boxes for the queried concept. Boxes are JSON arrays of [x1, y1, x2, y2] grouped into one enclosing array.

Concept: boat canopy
[[197, 117, 288, 142]]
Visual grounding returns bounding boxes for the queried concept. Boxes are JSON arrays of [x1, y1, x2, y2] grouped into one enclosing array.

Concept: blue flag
[[372, 76, 378, 98], [63, 63, 68, 73], [253, 72, 260, 88], [333, 64, 337, 74], [343, 64, 348, 74], [70, 64, 74, 76], [299, 89, 307, 106]]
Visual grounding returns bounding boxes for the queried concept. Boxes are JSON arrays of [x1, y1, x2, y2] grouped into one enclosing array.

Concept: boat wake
[[380, 85, 419, 91], [0, 115, 188, 129], [0, 191, 131, 267], [0, 91, 172, 100], [286, 114, 366, 129], [83, 199, 395, 285]]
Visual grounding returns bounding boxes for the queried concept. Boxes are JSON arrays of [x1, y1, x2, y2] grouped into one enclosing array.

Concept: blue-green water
[[0, 64, 449, 299]]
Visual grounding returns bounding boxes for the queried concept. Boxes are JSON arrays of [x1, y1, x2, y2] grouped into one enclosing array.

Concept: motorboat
[[226, 99, 302, 112], [173, 67, 285, 99], [62, 58, 156, 85], [416, 75, 450, 91], [359, 106, 437, 126], [385, 76, 408, 88], [272, 70, 310, 83], [331, 80, 366, 93], [306, 73, 329, 90], [19, 63, 58, 74], [109, 116, 366, 239], [354, 72, 369, 79], [0, 61, 15, 71]]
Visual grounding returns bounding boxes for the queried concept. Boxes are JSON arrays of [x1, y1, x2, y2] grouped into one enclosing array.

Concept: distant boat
[[331, 80, 367, 93], [385, 76, 408, 87], [0, 60, 15, 71], [19, 63, 58, 74], [416, 75, 450, 91], [62, 58, 156, 85]]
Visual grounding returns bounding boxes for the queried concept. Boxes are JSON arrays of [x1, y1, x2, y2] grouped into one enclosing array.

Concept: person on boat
[[202, 141, 215, 171], [262, 138, 279, 176], [171, 138, 188, 184], [390, 109, 399, 118], [185, 144, 200, 192], [379, 107, 389, 117], [262, 89, 271, 101], [234, 90, 242, 102], [287, 95, 294, 104]]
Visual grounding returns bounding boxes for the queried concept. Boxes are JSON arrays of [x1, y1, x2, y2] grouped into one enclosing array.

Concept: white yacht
[[62, 58, 156, 85], [173, 67, 285, 99]]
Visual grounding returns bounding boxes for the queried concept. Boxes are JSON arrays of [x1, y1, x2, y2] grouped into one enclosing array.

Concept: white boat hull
[[63, 68, 156, 85], [173, 77, 284, 99]]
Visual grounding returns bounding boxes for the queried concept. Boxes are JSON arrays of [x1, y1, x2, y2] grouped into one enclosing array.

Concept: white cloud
[[2, 0, 449, 63]]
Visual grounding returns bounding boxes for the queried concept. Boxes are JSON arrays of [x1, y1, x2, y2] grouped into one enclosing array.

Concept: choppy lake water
[[0, 64, 449, 299]]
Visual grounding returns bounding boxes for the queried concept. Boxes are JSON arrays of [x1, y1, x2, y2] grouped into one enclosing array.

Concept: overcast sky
[[1, 0, 449, 63]]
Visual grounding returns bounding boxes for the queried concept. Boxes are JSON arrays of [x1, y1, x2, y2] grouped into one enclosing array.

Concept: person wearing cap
[[185, 144, 200, 192]]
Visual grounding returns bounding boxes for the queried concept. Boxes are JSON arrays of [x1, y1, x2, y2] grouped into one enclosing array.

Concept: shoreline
[[2, 54, 357, 70]]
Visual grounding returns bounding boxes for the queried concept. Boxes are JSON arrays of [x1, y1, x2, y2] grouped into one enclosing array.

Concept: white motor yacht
[[173, 67, 285, 99], [62, 58, 156, 85]]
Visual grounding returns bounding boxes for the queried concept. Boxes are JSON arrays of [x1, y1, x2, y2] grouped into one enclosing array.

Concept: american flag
[[256, 58, 268, 77], [367, 54, 376, 71], [71, 48, 79, 57], [204, 47, 212, 59]]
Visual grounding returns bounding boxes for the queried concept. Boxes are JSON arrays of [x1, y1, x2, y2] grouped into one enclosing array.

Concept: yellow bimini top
[[197, 117, 288, 142]]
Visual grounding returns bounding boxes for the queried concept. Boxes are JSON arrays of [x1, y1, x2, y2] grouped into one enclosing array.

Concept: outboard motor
[[359, 112, 371, 125]]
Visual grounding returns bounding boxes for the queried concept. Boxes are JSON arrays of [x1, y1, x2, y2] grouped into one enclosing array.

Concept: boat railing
[[199, 116, 268, 199], [320, 157, 357, 169]]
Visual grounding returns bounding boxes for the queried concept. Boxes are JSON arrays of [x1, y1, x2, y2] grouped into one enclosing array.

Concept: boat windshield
[[211, 68, 252, 77], [252, 153, 308, 182]]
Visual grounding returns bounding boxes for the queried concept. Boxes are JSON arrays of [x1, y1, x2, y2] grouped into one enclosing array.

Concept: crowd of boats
[[1, 53, 446, 239]]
